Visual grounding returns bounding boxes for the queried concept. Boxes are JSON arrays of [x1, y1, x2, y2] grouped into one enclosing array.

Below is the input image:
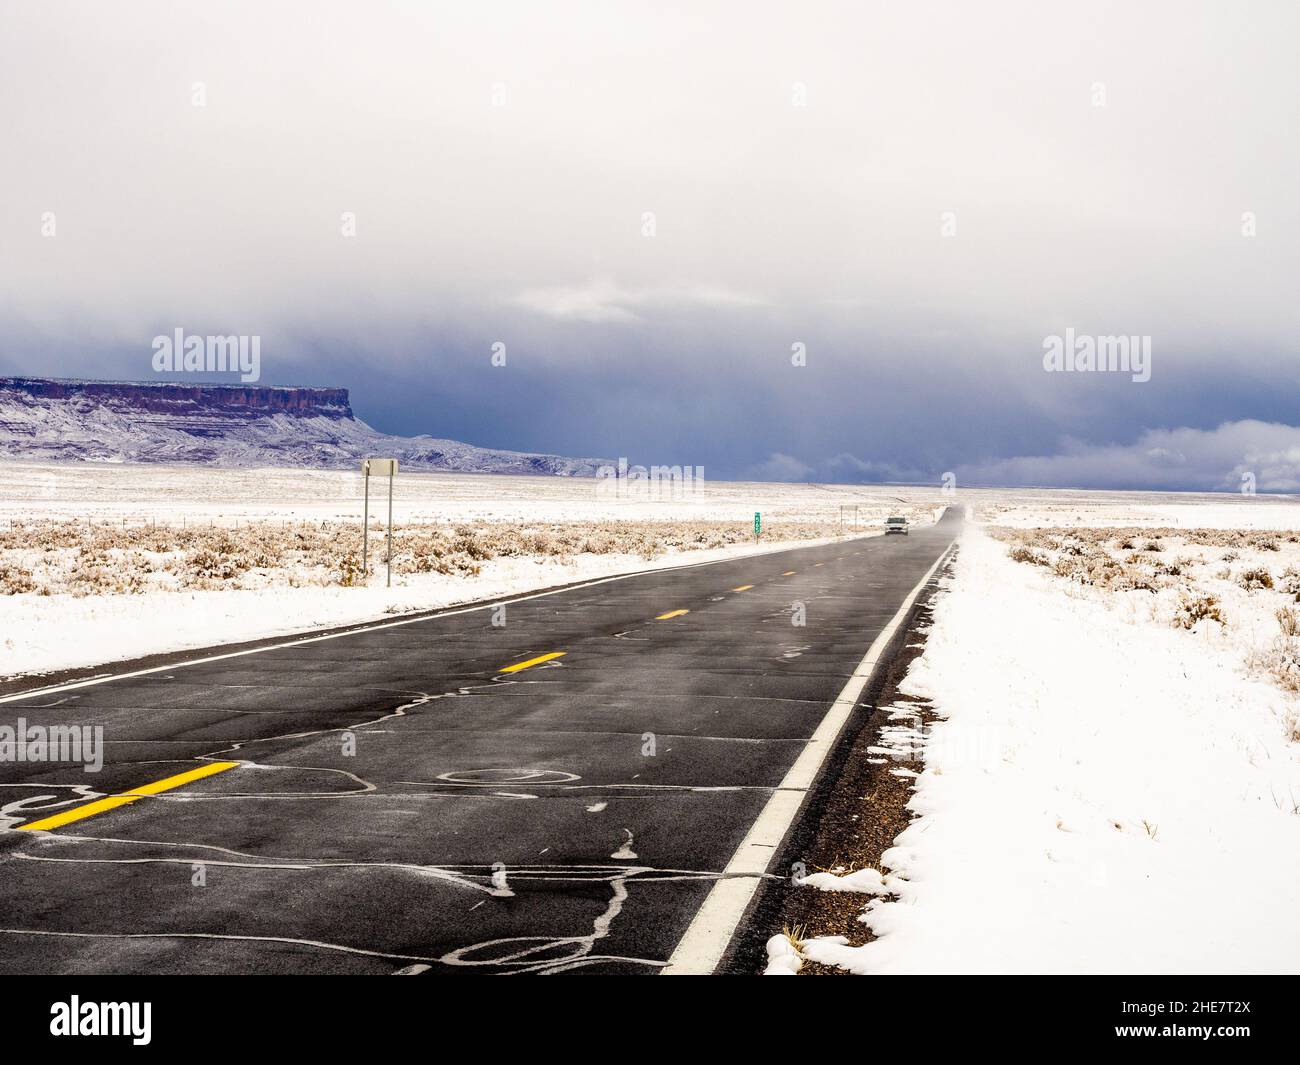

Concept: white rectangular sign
[[363, 458, 398, 477]]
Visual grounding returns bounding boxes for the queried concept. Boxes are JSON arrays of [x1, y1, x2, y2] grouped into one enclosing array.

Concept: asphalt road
[[0, 510, 960, 974]]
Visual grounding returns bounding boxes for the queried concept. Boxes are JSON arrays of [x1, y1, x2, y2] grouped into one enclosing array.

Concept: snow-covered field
[[1, 460, 947, 525], [975, 494, 1300, 531], [797, 523, 1300, 975], [1, 460, 943, 678]]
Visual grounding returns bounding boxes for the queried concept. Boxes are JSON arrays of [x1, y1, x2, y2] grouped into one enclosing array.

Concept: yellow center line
[[814, 562, 825, 567], [500, 651, 566, 674], [732, 585, 754, 592], [782, 570, 796, 576], [18, 760, 240, 832], [655, 609, 690, 620]]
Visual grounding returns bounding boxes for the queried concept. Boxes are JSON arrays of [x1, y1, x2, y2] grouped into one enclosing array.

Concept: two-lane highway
[[0, 509, 960, 974]]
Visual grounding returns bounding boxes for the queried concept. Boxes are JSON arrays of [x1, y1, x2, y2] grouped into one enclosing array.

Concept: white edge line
[[660, 535, 958, 975], [0, 529, 891, 706]]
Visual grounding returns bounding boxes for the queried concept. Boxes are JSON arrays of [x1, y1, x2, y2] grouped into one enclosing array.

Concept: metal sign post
[[361, 458, 398, 585], [386, 463, 394, 588], [362, 464, 370, 575]]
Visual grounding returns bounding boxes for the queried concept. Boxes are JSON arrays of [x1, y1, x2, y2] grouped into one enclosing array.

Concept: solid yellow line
[[655, 609, 689, 620], [782, 571, 796, 576], [500, 651, 566, 674], [732, 585, 754, 592], [18, 761, 240, 832]]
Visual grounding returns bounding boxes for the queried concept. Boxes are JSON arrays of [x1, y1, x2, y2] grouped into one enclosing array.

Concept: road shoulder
[[721, 550, 957, 974]]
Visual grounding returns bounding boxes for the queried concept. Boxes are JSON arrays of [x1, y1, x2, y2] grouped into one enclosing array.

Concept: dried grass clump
[[1007, 546, 1049, 566], [338, 553, 365, 587], [1111, 566, 1161, 593], [1279, 567, 1300, 600], [1238, 567, 1274, 592], [0, 563, 36, 595], [187, 546, 250, 581], [1276, 607, 1300, 638], [1248, 637, 1300, 693], [1172, 593, 1225, 630]]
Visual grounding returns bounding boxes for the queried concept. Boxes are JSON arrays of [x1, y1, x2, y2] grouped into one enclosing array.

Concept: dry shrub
[[1248, 637, 1300, 693], [1238, 567, 1274, 592], [1172, 594, 1225, 630], [187, 547, 248, 581], [0, 563, 36, 595], [1279, 567, 1300, 600], [1112, 566, 1161, 593], [1008, 546, 1049, 566], [1277, 607, 1300, 638], [337, 553, 364, 587]]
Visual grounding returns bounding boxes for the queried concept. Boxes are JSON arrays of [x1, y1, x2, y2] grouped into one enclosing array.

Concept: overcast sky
[[3, 0, 1299, 490]]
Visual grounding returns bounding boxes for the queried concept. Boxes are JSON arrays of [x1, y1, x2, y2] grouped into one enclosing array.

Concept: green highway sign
[[753, 512, 761, 537]]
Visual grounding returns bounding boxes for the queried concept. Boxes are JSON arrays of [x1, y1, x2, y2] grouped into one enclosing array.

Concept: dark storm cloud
[[2, 1, 1299, 490]]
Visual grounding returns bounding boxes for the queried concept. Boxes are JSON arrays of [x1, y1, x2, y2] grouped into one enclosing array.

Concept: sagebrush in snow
[[0, 516, 848, 597], [1238, 567, 1274, 592], [1172, 593, 1225, 630]]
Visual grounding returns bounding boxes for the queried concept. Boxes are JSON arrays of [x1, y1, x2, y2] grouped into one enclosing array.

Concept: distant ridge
[[0, 377, 610, 475]]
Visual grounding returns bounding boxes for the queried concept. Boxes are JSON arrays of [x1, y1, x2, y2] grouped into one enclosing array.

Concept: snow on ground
[[10, 458, 1295, 529], [0, 460, 946, 525], [1, 459, 927, 679], [803, 526, 1300, 974], [975, 495, 1300, 530]]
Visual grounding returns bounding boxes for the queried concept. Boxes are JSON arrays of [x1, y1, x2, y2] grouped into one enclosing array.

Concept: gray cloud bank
[[2, 1, 1299, 490], [753, 420, 1300, 493]]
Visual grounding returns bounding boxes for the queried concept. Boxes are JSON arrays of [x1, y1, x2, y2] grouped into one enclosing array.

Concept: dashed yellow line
[[18, 760, 240, 832], [732, 585, 754, 592], [500, 651, 566, 674], [814, 562, 825, 567], [782, 570, 796, 576], [656, 609, 690, 620]]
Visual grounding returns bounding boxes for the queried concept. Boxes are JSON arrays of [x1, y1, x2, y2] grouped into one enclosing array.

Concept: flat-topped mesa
[[0, 378, 353, 419], [0, 376, 610, 474]]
